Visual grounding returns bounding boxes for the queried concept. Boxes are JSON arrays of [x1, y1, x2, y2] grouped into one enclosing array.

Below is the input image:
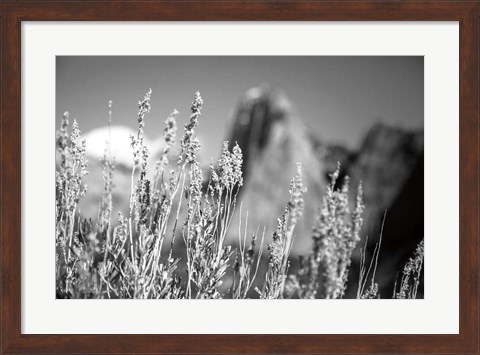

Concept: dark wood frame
[[1, 1, 478, 354]]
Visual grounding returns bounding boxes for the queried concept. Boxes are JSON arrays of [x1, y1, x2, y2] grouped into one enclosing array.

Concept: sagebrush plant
[[394, 239, 424, 299], [285, 166, 365, 299], [55, 89, 424, 299]]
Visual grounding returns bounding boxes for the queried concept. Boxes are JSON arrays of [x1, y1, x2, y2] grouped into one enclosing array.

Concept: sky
[[56, 56, 423, 160]]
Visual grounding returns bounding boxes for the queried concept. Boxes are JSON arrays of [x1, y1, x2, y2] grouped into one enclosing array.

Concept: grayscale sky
[[56, 56, 423, 160]]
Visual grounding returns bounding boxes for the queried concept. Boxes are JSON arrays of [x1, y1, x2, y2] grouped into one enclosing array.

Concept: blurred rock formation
[[225, 84, 424, 297], [224, 84, 325, 255]]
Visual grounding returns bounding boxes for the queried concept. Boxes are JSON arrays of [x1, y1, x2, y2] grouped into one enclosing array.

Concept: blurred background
[[56, 56, 424, 298]]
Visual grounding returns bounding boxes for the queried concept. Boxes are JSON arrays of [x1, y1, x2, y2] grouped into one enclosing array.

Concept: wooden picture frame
[[1, 1, 478, 353]]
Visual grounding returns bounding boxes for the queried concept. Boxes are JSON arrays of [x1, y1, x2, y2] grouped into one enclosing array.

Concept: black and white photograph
[[55, 56, 424, 300]]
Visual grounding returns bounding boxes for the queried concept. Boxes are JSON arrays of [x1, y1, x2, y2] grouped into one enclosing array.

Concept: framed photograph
[[1, 1, 478, 354]]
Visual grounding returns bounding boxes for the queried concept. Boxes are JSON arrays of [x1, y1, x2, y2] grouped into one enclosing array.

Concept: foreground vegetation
[[55, 89, 424, 299]]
